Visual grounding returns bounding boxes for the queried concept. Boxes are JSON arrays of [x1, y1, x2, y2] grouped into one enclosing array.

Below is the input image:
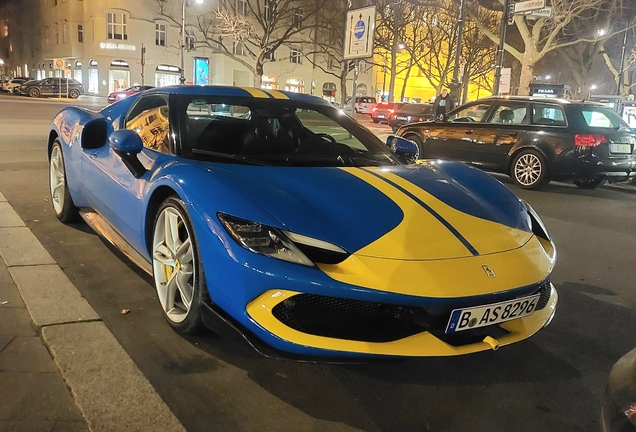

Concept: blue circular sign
[[354, 20, 365, 39]]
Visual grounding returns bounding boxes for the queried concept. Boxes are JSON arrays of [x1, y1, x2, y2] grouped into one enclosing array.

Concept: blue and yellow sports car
[[48, 86, 557, 358]]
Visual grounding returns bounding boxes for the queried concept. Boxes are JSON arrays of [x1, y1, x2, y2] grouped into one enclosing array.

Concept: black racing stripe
[[260, 90, 276, 99], [361, 168, 479, 256]]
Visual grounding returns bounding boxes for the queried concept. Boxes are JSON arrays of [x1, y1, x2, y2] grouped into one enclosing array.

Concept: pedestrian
[[433, 89, 455, 121]]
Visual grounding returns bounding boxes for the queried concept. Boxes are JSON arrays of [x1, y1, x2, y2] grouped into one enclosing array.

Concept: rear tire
[[28, 88, 40, 98], [69, 89, 80, 99], [573, 177, 606, 189], [152, 197, 208, 335], [404, 134, 424, 159], [49, 140, 80, 223], [510, 150, 550, 190]]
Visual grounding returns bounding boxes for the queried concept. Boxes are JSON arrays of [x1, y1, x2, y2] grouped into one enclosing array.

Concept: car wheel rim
[[514, 154, 542, 186], [152, 207, 195, 324], [49, 146, 65, 214]]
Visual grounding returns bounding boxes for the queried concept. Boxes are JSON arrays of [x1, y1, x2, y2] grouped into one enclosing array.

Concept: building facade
[[0, 0, 375, 100]]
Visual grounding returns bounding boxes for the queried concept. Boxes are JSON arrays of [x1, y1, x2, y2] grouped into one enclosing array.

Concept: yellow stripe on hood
[[341, 167, 474, 260], [371, 169, 533, 256]]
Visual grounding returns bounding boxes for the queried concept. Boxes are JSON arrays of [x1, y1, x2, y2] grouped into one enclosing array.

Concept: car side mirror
[[386, 135, 419, 163], [109, 130, 147, 178]]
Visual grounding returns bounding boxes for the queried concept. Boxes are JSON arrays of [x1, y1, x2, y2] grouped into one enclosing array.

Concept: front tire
[[28, 88, 40, 98], [49, 140, 80, 223], [404, 134, 424, 159], [510, 150, 550, 190], [69, 89, 80, 99], [152, 197, 207, 334]]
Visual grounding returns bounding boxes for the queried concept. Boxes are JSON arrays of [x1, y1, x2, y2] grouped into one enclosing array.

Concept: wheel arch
[[144, 185, 180, 256], [506, 144, 553, 175], [47, 130, 59, 159]]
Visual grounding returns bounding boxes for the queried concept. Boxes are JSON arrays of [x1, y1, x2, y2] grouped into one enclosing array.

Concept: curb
[[0, 191, 185, 432]]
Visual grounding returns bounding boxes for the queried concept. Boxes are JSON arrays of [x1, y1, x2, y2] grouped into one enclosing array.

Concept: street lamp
[[180, 0, 204, 84]]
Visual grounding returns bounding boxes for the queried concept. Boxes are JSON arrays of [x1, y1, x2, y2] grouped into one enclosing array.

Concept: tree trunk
[[388, 3, 402, 103], [400, 63, 412, 102], [517, 48, 536, 96], [253, 57, 264, 88]]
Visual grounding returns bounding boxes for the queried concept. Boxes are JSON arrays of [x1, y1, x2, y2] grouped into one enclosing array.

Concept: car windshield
[[178, 96, 401, 167]]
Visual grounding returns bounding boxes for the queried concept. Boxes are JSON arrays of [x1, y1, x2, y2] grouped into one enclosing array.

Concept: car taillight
[[575, 134, 607, 147]]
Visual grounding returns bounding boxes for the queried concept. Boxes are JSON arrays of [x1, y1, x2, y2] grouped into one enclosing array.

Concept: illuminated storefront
[[285, 77, 303, 93], [155, 64, 181, 87], [261, 74, 278, 90]]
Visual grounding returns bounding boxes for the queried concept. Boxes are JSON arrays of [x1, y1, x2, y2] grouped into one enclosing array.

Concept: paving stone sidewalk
[[0, 259, 88, 432]]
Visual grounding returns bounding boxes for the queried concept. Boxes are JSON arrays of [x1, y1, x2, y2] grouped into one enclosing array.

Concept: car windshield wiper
[[191, 149, 272, 166]]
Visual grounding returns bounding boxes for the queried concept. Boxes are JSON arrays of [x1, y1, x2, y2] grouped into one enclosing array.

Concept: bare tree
[[471, 0, 629, 95], [152, 0, 326, 87]]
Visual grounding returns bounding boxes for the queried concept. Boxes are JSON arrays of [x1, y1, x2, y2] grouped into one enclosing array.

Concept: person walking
[[433, 89, 455, 121]]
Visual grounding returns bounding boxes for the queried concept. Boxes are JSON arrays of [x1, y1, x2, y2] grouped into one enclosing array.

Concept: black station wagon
[[397, 96, 636, 189]]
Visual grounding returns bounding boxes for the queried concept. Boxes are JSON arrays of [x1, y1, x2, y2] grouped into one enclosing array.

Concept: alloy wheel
[[514, 153, 542, 187], [152, 207, 196, 324], [49, 145, 65, 215]]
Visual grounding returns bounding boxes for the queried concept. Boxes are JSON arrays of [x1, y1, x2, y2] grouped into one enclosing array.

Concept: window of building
[[235, 0, 247, 15], [155, 23, 166, 46], [53, 24, 59, 45], [107, 12, 128, 40], [233, 41, 245, 56], [326, 57, 335, 70], [62, 21, 67, 43], [292, 8, 303, 27], [186, 29, 196, 50], [290, 46, 302, 64], [53, 0, 58, 6], [264, 49, 275, 61], [78, 24, 83, 42], [264, 3, 271, 21]]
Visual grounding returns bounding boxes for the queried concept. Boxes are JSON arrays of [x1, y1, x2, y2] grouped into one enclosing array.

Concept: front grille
[[271, 280, 553, 344]]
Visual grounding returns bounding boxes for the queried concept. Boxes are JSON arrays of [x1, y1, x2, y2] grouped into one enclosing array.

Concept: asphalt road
[[1, 94, 635, 431]]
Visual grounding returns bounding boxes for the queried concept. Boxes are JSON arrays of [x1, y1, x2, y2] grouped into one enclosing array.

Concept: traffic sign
[[525, 7, 552, 19], [344, 6, 376, 60], [53, 58, 65, 70], [514, 0, 545, 14]]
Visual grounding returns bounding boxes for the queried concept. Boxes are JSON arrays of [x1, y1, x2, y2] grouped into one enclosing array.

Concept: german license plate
[[445, 294, 541, 333], [396, 116, 408, 120], [377, 114, 385, 118], [610, 143, 632, 154]]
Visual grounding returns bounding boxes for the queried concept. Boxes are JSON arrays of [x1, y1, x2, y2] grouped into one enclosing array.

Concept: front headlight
[[218, 213, 349, 266], [521, 201, 551, 242]]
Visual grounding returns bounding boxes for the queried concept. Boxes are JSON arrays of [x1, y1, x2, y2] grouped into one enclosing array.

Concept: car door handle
[[465, 130, 474, 134], [508, 131, 518, 137]]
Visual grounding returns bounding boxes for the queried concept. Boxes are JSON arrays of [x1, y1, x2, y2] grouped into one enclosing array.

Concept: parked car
[[107, 85, 155, 103], [1, 77, 30, 93], [344, 96, 377, 114], [15, 77, 84, 99], [47, 86, 557, 359], [371, 102, 405, 123], [397, 96, 636, 190], [389, 103, 435, 132], [602, 347, 636, 432]]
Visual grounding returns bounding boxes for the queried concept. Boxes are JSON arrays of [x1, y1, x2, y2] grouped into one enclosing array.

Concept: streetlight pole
[[450, 0, 466, 103], [180, 0, 203, 85]]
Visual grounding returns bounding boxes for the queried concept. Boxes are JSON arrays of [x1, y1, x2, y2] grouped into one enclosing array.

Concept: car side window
[[447, 103, 491, 123], [531, 104, 567, 126], [124, 95, 171, 154], [486, 102, 528, 124]]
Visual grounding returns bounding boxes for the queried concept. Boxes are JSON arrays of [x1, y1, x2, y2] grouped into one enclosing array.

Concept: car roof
[[143, 85, 333, 105], [471, 95, 608, 107]]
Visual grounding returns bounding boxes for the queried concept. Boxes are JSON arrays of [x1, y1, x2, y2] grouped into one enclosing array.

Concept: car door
[[39, 78, 55, 95], [464, 101, 529, 170], [424, 101, 494, 160], [80, 94, 173, 253]]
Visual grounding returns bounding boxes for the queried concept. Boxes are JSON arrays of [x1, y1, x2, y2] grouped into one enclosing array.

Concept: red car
[[371, 102, 405, 123], [107, 85, 154, 103]]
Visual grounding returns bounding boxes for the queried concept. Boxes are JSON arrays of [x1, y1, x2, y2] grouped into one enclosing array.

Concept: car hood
[[204, 161, 533, 260]]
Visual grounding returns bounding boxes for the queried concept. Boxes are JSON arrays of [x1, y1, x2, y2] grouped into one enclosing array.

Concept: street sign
[[53, 58, 65, 70], [526, 7, 552, 19], [343, 6, 376, 60], [514, 0, 545, 14], [499, 68, 512, 94]]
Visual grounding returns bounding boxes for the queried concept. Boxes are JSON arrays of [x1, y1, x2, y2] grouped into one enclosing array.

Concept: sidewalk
[[0, 192, 185, 432]]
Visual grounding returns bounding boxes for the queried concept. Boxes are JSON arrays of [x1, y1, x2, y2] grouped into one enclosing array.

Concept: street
[[1, 94, 636, 431]]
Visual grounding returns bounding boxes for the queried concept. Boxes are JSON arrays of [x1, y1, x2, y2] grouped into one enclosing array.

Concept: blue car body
[[48, 86, 558, 358]]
